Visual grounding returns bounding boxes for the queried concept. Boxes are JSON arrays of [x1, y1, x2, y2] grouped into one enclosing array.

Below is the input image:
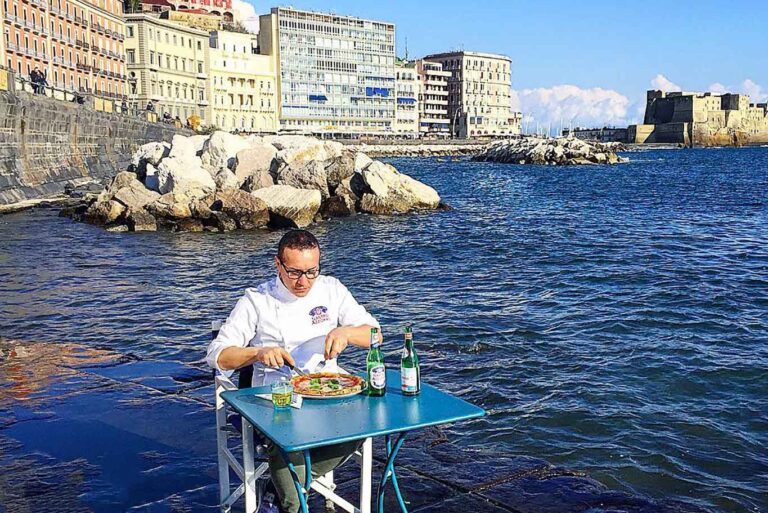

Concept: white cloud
[[512, 85, 631, 132], [231, 0, 259, 33], [705, 79, 767, 102], [650, 74, 681, 92]]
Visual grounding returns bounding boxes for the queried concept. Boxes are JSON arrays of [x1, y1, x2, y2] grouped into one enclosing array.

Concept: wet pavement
[[0, 337, 711, 513]]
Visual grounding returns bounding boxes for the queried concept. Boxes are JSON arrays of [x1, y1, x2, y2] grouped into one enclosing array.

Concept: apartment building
[[394, 61, 418, 137], [124, 13, 210, 122], [425, 51, 520, 138], [258, 7, 396, 136], [414, 59, 450, 137], [1, 0, 127, 96], [209, 30, 277, 133], [166, 0, 232, 21]]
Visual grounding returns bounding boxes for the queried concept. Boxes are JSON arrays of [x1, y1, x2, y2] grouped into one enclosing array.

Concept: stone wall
[[0, 89, 190, 205]]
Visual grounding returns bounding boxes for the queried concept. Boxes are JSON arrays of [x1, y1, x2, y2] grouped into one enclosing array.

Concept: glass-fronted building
[[259, 7, 396, 136]]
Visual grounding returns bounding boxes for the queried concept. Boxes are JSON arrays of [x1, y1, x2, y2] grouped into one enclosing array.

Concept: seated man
[[206, 229, 382, 512]]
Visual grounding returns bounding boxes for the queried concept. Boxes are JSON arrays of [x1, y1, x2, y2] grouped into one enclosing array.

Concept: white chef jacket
[[206, 274, 379, 387]]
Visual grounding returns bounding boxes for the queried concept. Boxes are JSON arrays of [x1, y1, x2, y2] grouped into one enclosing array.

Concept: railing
[[49, 5, 60, 14], [30, 0, 48, 9]]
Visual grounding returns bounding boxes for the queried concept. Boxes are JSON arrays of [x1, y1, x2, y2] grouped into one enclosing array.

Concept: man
[[206, 229, 382, 513], [30, 66, 42, 94]]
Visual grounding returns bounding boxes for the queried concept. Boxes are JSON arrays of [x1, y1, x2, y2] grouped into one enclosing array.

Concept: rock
[[325, 151, 355, 192], [360, 162, 440, 214], [125, 209, 157, 232], [84, 200, 125, 224], [202, 131, 251, 170], [273, 138, 330, 168], [323, 141, 344, 159], [354, 152, 373, 172], [106, 224, 129, 232], [474, 136, 626, 166], [235, 145, 278, 183], [278, 160, 330, 198], [168, 134, 200, 160], [336, 174, 370, 201], [189, 197, 214, 220], [206, 211, 237, 232], [251, 185, 321, 228], [144, 163, 160, 192], [131, 142, 170, 169], [214, 168, 239, 190], [320, 194, 356, 218], [146, 192, 195, 219], [241, 170, 275, 193], [112, 181, 161, 210], [109, 171, 140, 192], [174, 218, 205, 232], [156, 156, 216, 196], [210, 188, 269, 230]]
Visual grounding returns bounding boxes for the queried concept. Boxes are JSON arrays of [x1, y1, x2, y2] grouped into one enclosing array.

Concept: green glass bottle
[[366, 327, 386, 396], [400, 326, 420, 396]]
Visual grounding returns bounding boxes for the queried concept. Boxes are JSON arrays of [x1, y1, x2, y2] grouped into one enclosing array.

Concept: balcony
[[196, 72, 207, 79], [30, 0, 48, 9], [6, 42, 19, 53], [75, 40, 90, 50], [49, 5, 60, 14]]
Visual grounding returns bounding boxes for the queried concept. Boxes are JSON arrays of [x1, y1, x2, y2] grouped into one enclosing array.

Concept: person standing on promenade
[[206, 229, 382, 513]]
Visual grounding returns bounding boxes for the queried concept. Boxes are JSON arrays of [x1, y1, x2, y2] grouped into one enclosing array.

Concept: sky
[[233, 0, 768, 129]]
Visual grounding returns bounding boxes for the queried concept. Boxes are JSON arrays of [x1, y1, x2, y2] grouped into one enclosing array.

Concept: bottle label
[[370, 365, 386, 389], [401, 367, 418, 392]]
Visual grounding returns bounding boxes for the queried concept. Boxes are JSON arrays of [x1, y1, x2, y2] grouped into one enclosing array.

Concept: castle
[[629, 90, 768, 146]]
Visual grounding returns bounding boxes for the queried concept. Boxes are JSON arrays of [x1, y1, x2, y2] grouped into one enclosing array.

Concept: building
[[630, 89, 768, 146], [414, 59, 450, 137], [209, 30, 277, 133], [394, 61, 418, 137], [1, 0, 127, 97], [425, 51, 520, 139], [258, 7, 396, 136], [561, 126, 628, 143], [124, 13, 210, 123], [166, 0, 232, 21]]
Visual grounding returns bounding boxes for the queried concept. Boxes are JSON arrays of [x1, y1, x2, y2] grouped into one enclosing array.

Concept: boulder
[[278, 160, 330, 198], [156, 156, 216, 196], [354, 152, 373, 173], [274, 138, 330, 168], [210, 188, 269, 230], [336, 174, 369, 201], [323, 140, 344, 159], [125, 209, 157, 232], [131, 142, 170, 169], [109, 171, 140, 192], [84, 200, 125, 224], [206, 211, 237, 232], [360, 162, 440, 214], [320, 194, 356, 218], [189, 197, 214, 220], [235, 145, 278, 183], [325, 150, 355, 192], [251, 185, 321, 228], [241, 170, 275, 193], [214, 168, 240, 190], [168, 134, 200, 160], [146, 192, 195, 219], [202, 131, 251, 170], [112, 181, 161, 211], [174, 218, 205, 232]]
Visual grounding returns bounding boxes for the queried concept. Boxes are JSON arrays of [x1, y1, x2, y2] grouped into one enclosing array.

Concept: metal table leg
[[281, 448, 312, 513], [376, 433, 408, 513]]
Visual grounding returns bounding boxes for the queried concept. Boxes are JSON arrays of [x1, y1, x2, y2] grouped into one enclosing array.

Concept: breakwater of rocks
[[347, 142, 485, 158], [60, 132, 444, 232], [474, 137, 628, 165]]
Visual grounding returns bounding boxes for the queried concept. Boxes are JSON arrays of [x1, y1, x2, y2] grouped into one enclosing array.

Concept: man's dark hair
[[277, 230, 320, 259]]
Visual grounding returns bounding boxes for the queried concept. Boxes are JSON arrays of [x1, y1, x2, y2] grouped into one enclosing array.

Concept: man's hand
[[256, 347, 295, 368], [324, 327, 351, 360]]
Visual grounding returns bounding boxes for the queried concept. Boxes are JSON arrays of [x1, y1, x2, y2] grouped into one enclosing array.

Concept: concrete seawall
[[0, 90, 189, 205]]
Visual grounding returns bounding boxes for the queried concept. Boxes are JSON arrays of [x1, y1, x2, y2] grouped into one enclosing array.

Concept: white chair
[[213, 321, 355, 513]]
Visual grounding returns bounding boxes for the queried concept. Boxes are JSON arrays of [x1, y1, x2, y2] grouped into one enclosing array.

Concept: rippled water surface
[[1, 147, 767, 512]]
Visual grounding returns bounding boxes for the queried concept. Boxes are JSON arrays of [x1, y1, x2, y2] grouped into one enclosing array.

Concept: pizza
[[291, 372, 366, 398]]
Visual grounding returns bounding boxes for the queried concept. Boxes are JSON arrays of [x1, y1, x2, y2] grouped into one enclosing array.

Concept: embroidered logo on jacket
[[309, 306, 330, 325]]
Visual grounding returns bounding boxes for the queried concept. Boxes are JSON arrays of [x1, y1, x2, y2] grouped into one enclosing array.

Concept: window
[[197, 41, 201, 50], [127, 26, 134, 37], [126, 49, 135, 64], [149, 51, 154, 64]]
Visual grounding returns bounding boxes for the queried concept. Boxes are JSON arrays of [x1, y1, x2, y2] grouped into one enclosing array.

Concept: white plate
[[296, 382, 367, 400]]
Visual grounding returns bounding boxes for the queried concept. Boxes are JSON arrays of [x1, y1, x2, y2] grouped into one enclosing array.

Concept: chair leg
[[215, 384, 231, 506], [242, 420, 258, 513], [323, 470, 336, 512], [359, 438, 373, 513]]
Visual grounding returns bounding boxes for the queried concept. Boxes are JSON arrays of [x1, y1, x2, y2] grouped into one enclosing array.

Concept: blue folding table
[[221, 369, 485, 513]]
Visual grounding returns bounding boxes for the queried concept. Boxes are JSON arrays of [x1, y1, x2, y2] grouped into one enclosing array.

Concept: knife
[[285, 362, 308, 377]]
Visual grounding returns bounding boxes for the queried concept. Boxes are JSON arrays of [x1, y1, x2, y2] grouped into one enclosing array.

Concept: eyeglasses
[[279, 259, 321, 280]]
